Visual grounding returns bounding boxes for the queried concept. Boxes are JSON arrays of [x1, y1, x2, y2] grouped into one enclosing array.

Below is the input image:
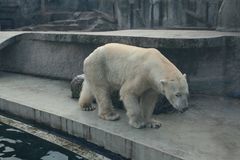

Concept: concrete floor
[[0, 72, 239, 160]]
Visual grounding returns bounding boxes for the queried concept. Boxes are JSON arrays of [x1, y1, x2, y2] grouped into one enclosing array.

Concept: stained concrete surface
[[0, 72, 239, 160]]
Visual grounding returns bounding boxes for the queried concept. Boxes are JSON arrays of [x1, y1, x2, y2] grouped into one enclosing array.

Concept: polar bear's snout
[[168, 94, 189, 113], [177, 97, 189, 113], [163, 75, 189, 113]]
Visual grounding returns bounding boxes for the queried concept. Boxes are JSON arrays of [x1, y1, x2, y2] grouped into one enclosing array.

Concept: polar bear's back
[[83, 43, 154, 88], [83, 43, 182, 89], [101, 43, 182, 79]]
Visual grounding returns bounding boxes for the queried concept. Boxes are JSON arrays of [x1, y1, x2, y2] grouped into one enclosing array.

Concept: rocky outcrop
[[0, 0, 228, 31], [17, 10, 117, 31], [217, 0, 240, 32]]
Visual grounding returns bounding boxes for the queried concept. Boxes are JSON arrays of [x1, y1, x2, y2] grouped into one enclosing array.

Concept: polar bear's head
[[161, 74, 189, 112]]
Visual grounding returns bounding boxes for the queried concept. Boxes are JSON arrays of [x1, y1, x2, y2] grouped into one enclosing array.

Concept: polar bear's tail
[[79, 80, 95, 111]]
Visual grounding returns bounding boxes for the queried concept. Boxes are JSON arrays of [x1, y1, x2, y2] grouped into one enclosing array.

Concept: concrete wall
[[0, 40, 97, 80], [0, 32, 239, 97], [165, 38, 240, 97], [223, 37, 240, 97]]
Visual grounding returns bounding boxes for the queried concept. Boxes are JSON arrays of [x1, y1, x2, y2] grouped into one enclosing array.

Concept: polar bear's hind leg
[[79, 80, 95, 111]]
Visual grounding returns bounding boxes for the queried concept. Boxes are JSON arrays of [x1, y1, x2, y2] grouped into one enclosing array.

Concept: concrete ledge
[[0, 32, 24, 50], [22, 31, 225, 49], [1, 30, 239, 49], [0, 72, 240, 160]]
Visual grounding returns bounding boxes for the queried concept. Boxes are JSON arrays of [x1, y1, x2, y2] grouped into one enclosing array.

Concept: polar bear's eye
[[175, 93, 181, 97]]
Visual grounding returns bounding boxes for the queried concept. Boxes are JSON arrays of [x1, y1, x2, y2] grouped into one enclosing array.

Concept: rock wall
[[1, 0, 240, 31], [43, 0, 98, 12], [113, 0, 223, 29], [0, 0, 41, 29], [217, 0, 240, 32]]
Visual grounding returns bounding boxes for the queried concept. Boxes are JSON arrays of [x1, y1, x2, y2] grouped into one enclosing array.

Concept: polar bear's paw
[[146, 120, 161, 129], [99, 112, 120, 121], [81, 104, 96, 111], [129, 120, 146, 129]]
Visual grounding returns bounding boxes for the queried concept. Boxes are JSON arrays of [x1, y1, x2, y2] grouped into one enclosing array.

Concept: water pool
[[0, 122, 85, 160]]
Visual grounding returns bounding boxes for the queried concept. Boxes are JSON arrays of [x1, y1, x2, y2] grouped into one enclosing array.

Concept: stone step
[[0, 71, 239, 160]]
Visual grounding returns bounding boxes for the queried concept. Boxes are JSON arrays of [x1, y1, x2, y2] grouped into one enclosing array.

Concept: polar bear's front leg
[[140, 90, 161, 128], [92, 86, 120, 121], [121, 94, 146, 128], [120, 81, 146, 128]]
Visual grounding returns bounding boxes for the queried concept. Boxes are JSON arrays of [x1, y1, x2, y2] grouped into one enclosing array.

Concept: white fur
[[79, 43, 189, 128]]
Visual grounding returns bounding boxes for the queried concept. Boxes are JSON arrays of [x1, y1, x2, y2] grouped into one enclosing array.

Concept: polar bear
[[79, 43, 189, 129]]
